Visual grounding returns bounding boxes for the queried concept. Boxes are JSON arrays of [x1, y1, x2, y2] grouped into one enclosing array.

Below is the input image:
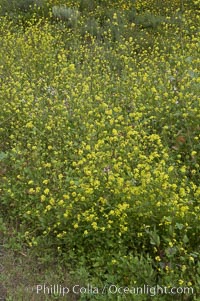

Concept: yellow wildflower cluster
[[0, 0, 199, 292]]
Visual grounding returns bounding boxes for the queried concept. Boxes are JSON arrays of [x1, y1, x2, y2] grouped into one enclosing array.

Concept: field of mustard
[[0, 0, 199, 300]]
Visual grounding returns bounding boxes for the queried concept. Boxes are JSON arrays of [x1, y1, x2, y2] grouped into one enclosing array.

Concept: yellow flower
[[58, 200, 64, 206], [69, 63, 75, 72], [41, 195, 46, 202], [178, 279, 184, 285], [58, 174, 63, 180], [74, 223, 79, 229], [36, 187, 41, 193], [63, 194, 69, 199], [28, 188, 35, 194], [85, 145, 91, 151], [105, 109, 112, 115], [26, 121, 34, 128], [168, 166, 174, 172], [180, 166, 186, 173], [46, 205, 51, 211], [91, 222, 98, 230], [112, 129, 118, 136], [63, 211, 68, 218], [151, 87, 157, 93], [43, 179, 49, 185], [49, 198, 55, 205], [44, 188, 50, 195]]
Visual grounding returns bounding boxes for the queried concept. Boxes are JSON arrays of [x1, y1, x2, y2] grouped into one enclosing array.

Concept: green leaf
[[0, 152, 8, 161], [183, 234, 189, 244], [175, 223, 184, 230]]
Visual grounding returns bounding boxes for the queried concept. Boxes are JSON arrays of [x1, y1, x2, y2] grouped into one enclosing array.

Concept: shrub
[[52, 5, 80, 26], [0, 0, 44, 14]]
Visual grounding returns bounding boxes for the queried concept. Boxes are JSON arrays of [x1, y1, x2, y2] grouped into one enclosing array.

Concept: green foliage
[[135, 12, 166, 28], [52, 5, 80, 26], [0, 0, 200, 300], [0, 0, 44, 14]]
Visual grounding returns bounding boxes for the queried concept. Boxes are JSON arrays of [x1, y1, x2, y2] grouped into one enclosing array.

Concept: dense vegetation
[[0, 0, 200, 300]]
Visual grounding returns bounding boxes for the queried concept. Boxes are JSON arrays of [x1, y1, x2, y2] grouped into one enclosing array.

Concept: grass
[[0, 227, 80, 300]]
